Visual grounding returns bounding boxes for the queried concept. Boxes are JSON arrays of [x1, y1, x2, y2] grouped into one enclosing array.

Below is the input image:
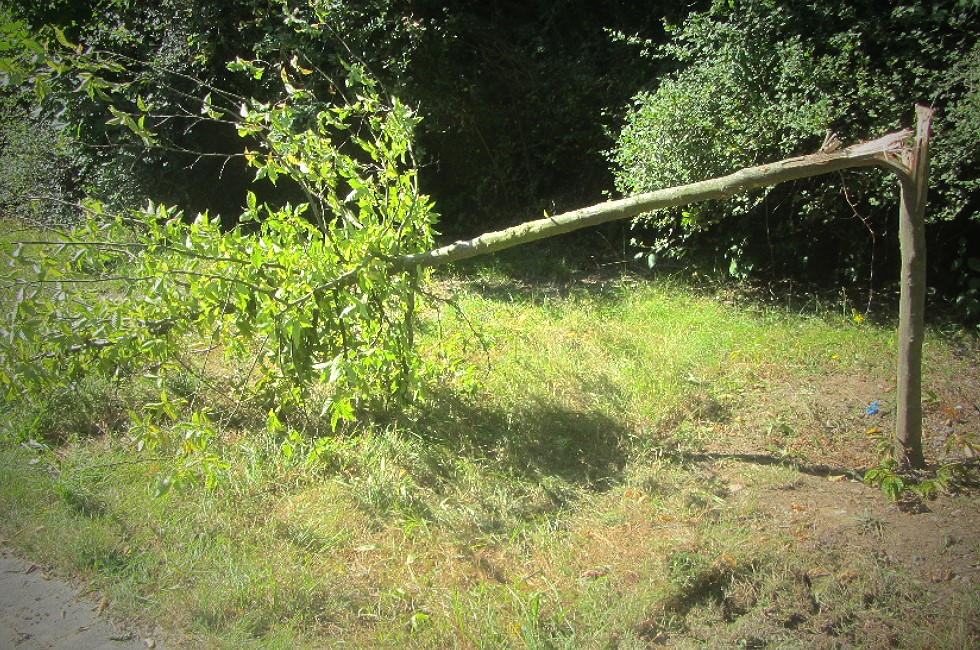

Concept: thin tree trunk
[[894, 105, 933, 469]]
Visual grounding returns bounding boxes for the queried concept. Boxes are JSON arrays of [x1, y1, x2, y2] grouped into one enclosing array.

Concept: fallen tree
[[390, 107, 933, 468], [396, 125, 920, 270], [1, 28, 934, 470]]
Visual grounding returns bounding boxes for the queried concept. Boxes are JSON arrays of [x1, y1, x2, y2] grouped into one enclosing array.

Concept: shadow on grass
[[406, 387, 629, 490], [684, 451, 867, 481], [401, 389, 869, 497]]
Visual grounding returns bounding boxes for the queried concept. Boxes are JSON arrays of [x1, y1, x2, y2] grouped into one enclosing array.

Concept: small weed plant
[[864, 424, 980, 501]]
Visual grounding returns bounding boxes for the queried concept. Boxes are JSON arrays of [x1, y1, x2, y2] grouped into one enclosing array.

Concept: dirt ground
[[685, 340, 980, 647], [0, 545, 159, 650], [749, 473, 980, 591], [721, 470, 980, 648]]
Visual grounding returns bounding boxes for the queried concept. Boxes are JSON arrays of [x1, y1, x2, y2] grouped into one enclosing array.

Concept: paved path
[[0, 547, 157, 649]]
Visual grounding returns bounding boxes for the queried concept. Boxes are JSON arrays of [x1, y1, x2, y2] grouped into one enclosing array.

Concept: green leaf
[[330, 398, 355, 431], [52, 26, 74, 50], [266, 409, 283, 433], [154, 475, 173, 498]]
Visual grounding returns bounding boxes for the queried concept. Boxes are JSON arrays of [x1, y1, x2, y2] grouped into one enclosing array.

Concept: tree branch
[[393, 131, 913, 272]]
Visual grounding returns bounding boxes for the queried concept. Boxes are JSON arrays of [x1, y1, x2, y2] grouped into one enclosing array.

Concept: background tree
[[2, 0, 425, 222], [610, 0, 979, 317]]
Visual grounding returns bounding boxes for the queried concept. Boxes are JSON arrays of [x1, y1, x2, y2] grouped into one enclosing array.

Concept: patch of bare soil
[[676, 337, 980, 648], [753, 473, 980, 591], [703, 332, 980, 475], [725, 472, 980, 648], [0, 545, 160, 650]]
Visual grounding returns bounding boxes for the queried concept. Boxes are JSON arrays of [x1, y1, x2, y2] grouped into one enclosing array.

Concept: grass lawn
[[2, 229, 979, 648]]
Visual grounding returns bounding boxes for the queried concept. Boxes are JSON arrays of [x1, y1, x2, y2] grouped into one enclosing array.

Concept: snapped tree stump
[[894, 105, 933, 469]]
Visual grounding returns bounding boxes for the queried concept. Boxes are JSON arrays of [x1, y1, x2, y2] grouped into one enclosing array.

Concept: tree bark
[[395, 131, 912, 270], [894, 106, 933, 469]]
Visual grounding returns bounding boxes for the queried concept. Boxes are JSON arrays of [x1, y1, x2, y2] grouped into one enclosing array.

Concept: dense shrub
[[0, 92, 81, 226], [611, 0, 979, 301]]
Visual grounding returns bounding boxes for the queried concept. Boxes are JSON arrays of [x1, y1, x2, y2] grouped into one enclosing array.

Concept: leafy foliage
[[6, 0, 696, 236], [0, 14, 82, 225], [611, 0, 980, 294], [941, 42, 980, 323], [863, 424, 980, 500], [0, 29, 438, 437], [0, 98, 81, 226], [5, 0, 462, 226]]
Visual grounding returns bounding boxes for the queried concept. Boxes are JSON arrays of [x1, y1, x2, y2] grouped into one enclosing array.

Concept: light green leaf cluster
[[0, 40, 439, 439]]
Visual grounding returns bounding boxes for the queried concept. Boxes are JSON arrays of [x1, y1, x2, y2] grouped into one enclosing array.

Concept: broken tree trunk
[[894, 105, 933, 470], [389, 108, 933, 469], [396, 129, 913, 270]]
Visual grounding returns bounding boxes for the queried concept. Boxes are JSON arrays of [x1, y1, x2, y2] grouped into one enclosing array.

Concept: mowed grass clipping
[[2, 241, 977, 648]]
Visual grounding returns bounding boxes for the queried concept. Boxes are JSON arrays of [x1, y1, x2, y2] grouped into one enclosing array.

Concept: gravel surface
[[0, 547, 158, 650]]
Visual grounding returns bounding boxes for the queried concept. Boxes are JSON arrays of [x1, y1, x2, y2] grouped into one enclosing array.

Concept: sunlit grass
[[1, 235, 977, 647]]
